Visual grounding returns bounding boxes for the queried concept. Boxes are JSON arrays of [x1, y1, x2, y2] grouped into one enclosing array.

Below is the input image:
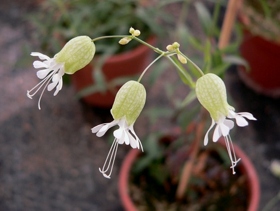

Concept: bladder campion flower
[[27, 36, 95, 109], [92, 80, 146, 179], [195, 73, 256, 174]]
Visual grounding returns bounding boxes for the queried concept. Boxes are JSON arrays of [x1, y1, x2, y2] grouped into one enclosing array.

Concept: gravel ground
[[0, 1, 280, 211]]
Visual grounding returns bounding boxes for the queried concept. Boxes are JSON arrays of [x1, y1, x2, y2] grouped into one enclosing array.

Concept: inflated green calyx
[[111, 81, 146, 126], [55, 36, 95, 74], [195, 73, 233, 121]]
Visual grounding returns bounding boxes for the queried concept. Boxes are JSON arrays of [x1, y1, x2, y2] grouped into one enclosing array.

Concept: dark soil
[[129, 141, 249, 211]]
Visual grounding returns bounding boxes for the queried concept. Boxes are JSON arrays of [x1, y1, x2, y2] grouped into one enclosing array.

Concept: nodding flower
[[27, 36, 95, 109], [92, 80, 146, 179], [196, 73, 256, 174]]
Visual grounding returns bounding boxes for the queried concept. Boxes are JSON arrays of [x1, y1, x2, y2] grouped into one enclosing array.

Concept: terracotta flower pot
[[238, 25, 280, 97], [71, 36, 156, 107], [119, 138, 260, 211]]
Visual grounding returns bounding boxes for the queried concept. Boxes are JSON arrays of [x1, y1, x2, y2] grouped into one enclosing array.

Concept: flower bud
[[195, 73, 233, 121], [111, 81, 146, 126], [133, 30, 141, 36], [172, 42, 180, 49], [129, 27, 135, 34], [119, 37, 132, 45], [177, 53, 187, 64], [166, 44, 174, 52], [55, 36, 95, 74], [270, 160, 280, 178]]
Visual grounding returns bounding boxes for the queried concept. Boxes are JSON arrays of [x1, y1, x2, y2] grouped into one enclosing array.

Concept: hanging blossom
[[92, 81, 146, 179], [196, 73, 256, 174], [27, 36, 96, 109]]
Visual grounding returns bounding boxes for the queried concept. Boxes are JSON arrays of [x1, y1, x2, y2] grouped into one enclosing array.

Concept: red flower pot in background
[[119, 138, 260, 211], [71, 37, 156, 107], [238, 29, 280, 97]]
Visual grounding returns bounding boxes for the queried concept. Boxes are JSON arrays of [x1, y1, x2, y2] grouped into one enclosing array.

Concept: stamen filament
[[224, 135, 241, 174], [99, 139, 119, 179], [27, 71, 55, 98], [27, 70, 57, 110]]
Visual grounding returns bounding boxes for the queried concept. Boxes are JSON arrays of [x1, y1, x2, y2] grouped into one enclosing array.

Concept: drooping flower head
[[27, 36, 96, 109], [196, 73, 256, 174], [92, 80, 146, 178]]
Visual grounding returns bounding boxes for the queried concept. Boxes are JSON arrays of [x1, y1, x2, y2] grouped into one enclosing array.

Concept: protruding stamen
[[99, 139, 119, 179], [27, 70, 57, 110], [224, 135, 241, 174]]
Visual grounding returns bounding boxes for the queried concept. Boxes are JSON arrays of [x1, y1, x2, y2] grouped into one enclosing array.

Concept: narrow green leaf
[[194, 2, 213, 36], [223, 55, 249, 69]]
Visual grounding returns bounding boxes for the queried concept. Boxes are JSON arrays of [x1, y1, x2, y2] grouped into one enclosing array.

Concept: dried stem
[[218, 0, 242, 49], [176, 108, 208, 200]]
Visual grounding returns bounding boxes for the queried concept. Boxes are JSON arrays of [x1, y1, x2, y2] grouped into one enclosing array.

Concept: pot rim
[[118, 138, 260, 211]]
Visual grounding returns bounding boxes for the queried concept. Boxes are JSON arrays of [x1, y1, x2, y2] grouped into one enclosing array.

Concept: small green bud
[[133, 30, 141, 36], [111, 81, 146, 126], [119, 37, 132, 45], [270, 160, 280, 178], [177, 53, 187, 64], [166, 44, 174, 52], [55, 36, 95, 74], [172, 42, 180, 49], [195, 73, 232, 121], [129, 27, 135, 34]]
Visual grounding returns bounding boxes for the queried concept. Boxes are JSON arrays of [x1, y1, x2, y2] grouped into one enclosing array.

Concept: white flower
[[27, 36, 96, 110], [92, 118, 143, 179], [92, 80, 146, 179], [203, 110, 256, 174], [196, 73, 257, 174], [27, 52, 65, 110]]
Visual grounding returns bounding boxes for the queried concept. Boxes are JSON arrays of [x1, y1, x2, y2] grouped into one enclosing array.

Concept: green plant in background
[[241, 0, 280, 43], [262, 160, 280, 210], [27, 0, 176, 97], [28, 0, 165, 55]]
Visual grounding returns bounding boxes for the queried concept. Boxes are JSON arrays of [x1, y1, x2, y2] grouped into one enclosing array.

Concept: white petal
[[223, 119, 234, 130], [228, 111, 256, 127], [204, 119, 216, 145], [91, 124, 105, 133], [235, 115, 248, 127], [47, 75, 60, 91], [213, 125, 222, 142], [33, 61, 49, 69], [96, 125, 110, 137], [92, 121, 118, 137], [31, 52, 51, 61], [53, 78, 63, 96], [238, 112, 257, 120], [128, 133, 137, 148], [95, 120, 118, 136], [113, 128, 123, 140], [128, 126, 142, 150], [220, 123, 230, 137], [37, 69, 51, 79], [123, 131, 130, 145]]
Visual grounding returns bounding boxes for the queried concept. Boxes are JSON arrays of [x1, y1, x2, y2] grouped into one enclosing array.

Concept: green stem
[[137, 53, 167, 82], [167, 56, 195, 88], [132, 36, 163, 54], [179, 52, 204, 77], [212, 0, 221, 34], [91, 34, 204, 83], [92, 35, 128, 42], [262, 191, 280, 211]]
